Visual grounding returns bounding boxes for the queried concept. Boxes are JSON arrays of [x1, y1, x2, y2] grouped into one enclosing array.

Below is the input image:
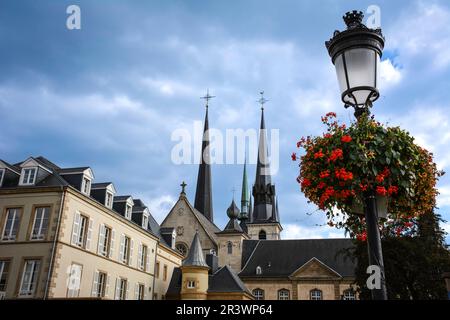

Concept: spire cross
[[180, 181, 187, 194], [258, 91, 269, 110], [200, 89, 216, 108]]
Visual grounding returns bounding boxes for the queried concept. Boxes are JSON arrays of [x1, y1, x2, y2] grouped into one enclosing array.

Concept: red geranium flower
[[388, 186, 399, 195], [329, 148, 343, 162], [291, 153, 297, 161], [376, 186, 387, 196], [341, 135, 352, 143], [314, 150, 325, 159]]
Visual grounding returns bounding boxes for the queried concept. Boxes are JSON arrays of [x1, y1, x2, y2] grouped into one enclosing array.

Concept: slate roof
[[113, 195, 132, 202], [183, 232, 209, 267], [166, 265, 252, 296], [239, 239, 356, 278], [57, 167, 90, 174], [91, 182, 113, 189]]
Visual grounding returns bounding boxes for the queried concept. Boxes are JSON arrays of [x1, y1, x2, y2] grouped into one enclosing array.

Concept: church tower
[[216, 199, 249, 272], [180, 231, 210, 300], [194, 91, 214, 222], [247, 92, 282, 240], [238, 158, 249, 232]]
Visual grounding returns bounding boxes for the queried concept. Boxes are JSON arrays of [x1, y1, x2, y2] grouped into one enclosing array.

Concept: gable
[[161, 196, 218, 250], [290, 258, 342, 279], [20, 157, 52, 173]]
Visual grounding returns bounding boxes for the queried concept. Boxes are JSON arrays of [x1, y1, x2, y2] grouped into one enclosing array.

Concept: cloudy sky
[[1, 0, 450, 242]]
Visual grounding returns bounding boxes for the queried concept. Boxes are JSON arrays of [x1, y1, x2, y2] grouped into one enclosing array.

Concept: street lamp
[[326, 10, 385, 118], [326, 10, 388, 300]]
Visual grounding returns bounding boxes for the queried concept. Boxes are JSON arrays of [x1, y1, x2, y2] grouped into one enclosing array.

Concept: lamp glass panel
[[345, 48, 376, 105], [334, 54, 348, 95]]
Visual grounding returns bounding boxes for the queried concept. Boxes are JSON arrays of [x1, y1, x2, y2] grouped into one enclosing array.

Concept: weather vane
[[200, 89, 216, 108], [258, 91, 269, 110]]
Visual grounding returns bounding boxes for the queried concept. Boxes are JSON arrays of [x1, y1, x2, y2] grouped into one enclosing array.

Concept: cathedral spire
[[240, 156, 249, 216], [194, 90, 215, 222], [252, 91, 276, 222]]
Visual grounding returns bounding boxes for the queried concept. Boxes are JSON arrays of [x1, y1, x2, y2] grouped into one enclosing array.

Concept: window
[[19, 259, 41, 297], [252, 288, 264, 300], [125, 205, 132, 220], [155, 262, 160, 278], [227, 242, 233, 254], [93, 272, 108, 298], [0, 169, 4, 187], [116, 278, 128, 300], [278, 289, 290, 300], [139, 244, 148, 271], [163, 265, 168, 281], [175, 243, 188, 257], [73, 214, 89, 248], [343, 289, 356, 300], [81, 177, 91, 195], [256, 266, 262, 275], [310, 289, 323, 300], [0, 260, 11, 292], [187, 280, 196, 289], [30, 207, 50, 240], [98, 225, 112, 257], [120, 235, 132, 264], [2, 208, 21, 241], [67, 264, 82, 298], [106, 192, 113, 208], [21, 168, 37, 185], [142, 215, 148, 229], [136, 283, 145, 300], [258, 230, 267, 240]]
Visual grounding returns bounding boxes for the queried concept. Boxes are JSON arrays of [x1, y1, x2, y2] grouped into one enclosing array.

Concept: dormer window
[[81, 177, 91, 195], [142, 214, 149, 229], [21, 168, 37, 185], [256, 266, 262, 275], [125, 205, 132, 220], [105, 192, 113, 209]]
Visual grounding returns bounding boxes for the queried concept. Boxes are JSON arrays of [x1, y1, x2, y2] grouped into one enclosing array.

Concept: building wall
[[247, 223, 281, 240], [161, 197, 217, 257], [0, 187, 182, 300], [49, 189, 159, 299], [0, 188, 63, 299], [154, 245, 182, 300], [180, 266, 209, 300], [216, 233, 247, 272]]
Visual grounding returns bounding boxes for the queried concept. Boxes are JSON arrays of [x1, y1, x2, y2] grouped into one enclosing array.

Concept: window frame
[[163, 265, 168, 281], [118, 278, 127, 300], [155, 261, 160, 278], [258, 230, 267, 240], [66, 263, 83, 298], [122, 236, 131, 264], [278, 289, 290, 300], [0, 259, 11, 292], [252, 288, 264, 300], [30, 206, 51, 241], [310, 289, 323, 300], [140, 244, 148, 271], [0, 169, 5, 187], [105, 192, 113, 208], [343, 289, 356, 300], [20, 167, 37, 186], [137, 283, 145, 300], [77, 214, 89, 248], [18, 258, 41, 297], [97, 272, 107, 298], [142, 214, 149, 229], [125, 204, 132, 220], [186, 280, 196, 289], [1, 207, 22, 242], [99, 225, 112, 257], [81, 177, 91, 195]]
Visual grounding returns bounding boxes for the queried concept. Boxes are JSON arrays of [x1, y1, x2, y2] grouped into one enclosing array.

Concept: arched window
[[227, 242, 233, 254], [343, 289, 356, 300], [258, 230, 267, 240], [278, 289, 290, 300], [175, 243, 188, 257], [256, 266, 262, 275], [310, 289, 323, 300], [252, 288, 264, 300]]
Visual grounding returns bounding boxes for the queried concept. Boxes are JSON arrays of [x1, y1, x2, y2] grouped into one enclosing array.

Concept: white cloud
[[147, 194, 177, 223], [379, 59, 402, 90]]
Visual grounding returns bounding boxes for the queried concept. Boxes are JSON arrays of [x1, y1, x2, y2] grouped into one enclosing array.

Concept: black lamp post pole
[[364, 190, 388, 300]]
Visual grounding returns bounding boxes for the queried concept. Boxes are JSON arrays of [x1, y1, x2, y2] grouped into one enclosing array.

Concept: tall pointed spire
[[252, 91, 277, 222], [240, 156, 249, 216], [194, 90, 215, 222]]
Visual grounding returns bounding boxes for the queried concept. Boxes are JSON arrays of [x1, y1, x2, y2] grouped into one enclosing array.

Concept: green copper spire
[[240, 157, 249, 216]]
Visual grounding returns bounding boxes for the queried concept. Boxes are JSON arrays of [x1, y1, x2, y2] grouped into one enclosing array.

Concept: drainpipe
[[44, 186, 66, 299], [151, 242, 158, 300]]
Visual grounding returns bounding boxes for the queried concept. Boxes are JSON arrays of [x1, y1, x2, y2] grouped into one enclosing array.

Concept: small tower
[[180, 231, 210, 300], [238, 159, 249, 232], [216, 199, 249, 272]]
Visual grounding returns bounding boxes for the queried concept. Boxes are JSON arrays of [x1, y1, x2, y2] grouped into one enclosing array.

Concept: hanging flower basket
[[292, 112, 443, 235]]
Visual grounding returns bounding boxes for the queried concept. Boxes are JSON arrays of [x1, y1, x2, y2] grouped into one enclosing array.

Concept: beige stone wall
[[217, 233, 247, 272], [154, 245, 182, 300], [161, 197, 217, 256], [180, 266, 209, 300], [50, 189, 159, 299], [244, 280, 294, 300], [0, 189, 63, 299], [247, 223, 281, 240]]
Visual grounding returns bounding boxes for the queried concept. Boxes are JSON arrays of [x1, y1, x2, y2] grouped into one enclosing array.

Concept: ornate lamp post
[[326, 10, 388, 300]]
